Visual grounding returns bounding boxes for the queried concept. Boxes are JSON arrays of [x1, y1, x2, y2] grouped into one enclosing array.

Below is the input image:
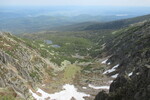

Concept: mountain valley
[[0, 6, 150, 100]]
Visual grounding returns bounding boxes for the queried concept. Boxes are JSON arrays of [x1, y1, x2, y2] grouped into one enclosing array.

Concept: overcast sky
[[1, 0, 150, 6]]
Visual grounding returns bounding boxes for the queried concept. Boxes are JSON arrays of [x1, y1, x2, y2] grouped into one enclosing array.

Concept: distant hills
[[55, 14, 150, 31], [1, 10, 150, 34], [0, 12, 135, 33]]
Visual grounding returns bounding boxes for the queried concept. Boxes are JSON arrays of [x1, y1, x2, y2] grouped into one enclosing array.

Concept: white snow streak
[[128, 72, 133, 76], [108, 80, 113, 83], [111, 73, 119, 78], [82, 87, 87, 89], [88, 84, 109, 90], [103, 64, 119, 74], [101, 59, 108, 64]]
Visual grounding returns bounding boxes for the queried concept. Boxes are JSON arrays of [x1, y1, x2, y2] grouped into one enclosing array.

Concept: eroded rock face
[[0, 51, 29, 98], [95, 21, 150, 100], [0, 32, 52, 99], [94, 91, 108, 100], [109, 75, 129, 92]]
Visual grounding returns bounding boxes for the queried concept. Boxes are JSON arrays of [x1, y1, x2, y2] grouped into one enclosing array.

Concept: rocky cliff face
[[0, 32, 54, 99], [95, 21, 150, 100]]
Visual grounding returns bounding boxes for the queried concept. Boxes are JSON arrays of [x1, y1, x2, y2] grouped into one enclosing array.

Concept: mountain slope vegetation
[[95, 21, 150, 100]]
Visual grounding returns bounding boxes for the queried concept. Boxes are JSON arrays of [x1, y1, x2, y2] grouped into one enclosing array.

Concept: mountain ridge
[[95, 20, 150, 100], [54, 14, 150, 31]]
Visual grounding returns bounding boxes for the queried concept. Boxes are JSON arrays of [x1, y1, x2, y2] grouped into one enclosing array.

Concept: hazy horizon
[[1, 0, 150, 7], [1, 0, 150, 34]]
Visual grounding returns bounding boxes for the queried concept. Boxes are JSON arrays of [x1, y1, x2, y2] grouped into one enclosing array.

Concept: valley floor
[[29, 58, 114, 100]]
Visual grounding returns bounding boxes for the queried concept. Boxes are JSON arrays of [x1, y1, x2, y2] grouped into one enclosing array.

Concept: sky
[[1, 0, 150, 6]]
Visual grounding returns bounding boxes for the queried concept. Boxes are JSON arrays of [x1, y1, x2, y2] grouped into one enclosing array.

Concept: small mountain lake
[[45, 40, 60, 48], [45, 40, 53, 44], [51, 44, 60, 48]]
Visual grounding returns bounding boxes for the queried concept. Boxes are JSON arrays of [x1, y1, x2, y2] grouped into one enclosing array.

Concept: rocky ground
[[29, 58, 114, 100]]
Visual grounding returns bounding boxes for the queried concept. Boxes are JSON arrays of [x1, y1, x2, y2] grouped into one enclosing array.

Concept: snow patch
[[107, 62, 111, 65], [101, 59, 111, 65], [30, 84, 90, 100], [111, 73, 119, 78], [128, 72, 133, 76], [101, 59, 108, 64], [82, 87, 87, 89], [88, 84, 109, 90], [108, 80, 113, 83], [103, 64, 119, 74]]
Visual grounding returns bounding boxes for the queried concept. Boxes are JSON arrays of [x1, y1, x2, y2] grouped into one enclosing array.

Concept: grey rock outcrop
[[0, 32, 51, 99]]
